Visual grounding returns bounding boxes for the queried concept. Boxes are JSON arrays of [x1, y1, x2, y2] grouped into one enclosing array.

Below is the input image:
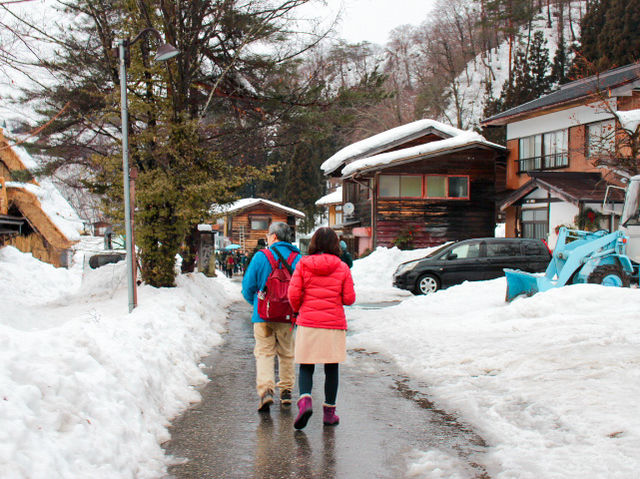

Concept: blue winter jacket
[[241, 241, 302, 323]]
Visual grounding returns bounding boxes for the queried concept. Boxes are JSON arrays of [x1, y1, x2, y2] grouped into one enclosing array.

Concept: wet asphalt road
[[162, 300, 490, 479]]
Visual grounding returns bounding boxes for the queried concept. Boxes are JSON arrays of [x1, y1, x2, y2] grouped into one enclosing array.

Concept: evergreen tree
[[574, 0, 640, 75], [21, 0, 317, 286]]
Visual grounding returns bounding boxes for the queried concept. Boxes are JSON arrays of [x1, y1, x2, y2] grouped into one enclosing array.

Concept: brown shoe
[[280, 389, 292, 406], [258, 392, 274, 412]]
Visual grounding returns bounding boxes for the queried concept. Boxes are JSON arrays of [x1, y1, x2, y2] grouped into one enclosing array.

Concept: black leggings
[[298, 363, 339, 405]]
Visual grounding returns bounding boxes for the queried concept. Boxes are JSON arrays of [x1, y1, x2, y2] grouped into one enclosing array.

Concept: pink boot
[[294, 395, 313, 430], [322, 404, 340, 426]]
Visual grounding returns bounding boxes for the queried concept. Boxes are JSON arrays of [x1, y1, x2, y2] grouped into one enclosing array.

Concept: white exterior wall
[[548, 201, 579, 248], [506, 100, 616, 140]]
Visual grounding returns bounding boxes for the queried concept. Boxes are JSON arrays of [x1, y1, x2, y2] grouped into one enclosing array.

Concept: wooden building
[[212, 198, 305, 252], [320, 120, 506, 256], [1, 128, 81, 267], [481, 63, 639, 247]]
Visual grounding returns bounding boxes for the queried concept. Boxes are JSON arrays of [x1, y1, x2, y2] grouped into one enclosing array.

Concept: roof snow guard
[[482, 63, 640, 126], [321, 119, 468, 176], [211, 198, 305, 218]]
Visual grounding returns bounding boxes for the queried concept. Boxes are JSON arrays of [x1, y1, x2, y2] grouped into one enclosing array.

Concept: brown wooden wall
[[371, 150, 498, 248], [227, 205, 297, 252]]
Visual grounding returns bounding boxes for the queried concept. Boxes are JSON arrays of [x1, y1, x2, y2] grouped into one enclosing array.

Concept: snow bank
[[350, 245, 439, 303], [348, 249, 640, 479], [0, 245, 240, 479]]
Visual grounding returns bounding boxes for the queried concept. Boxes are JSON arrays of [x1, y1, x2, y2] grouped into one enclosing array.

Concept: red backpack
[[257, 248, 299, 323]]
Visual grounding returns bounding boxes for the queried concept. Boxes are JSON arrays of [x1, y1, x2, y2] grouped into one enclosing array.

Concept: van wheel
[[413, 274, 439, 295], [587, 264, 630, 287]]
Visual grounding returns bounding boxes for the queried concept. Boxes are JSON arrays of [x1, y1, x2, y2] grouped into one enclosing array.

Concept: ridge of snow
[[315, 186, 342, 206], [341, 130, 503, 176], [321, 119, 467, 174], [211, 197, 305, 217]]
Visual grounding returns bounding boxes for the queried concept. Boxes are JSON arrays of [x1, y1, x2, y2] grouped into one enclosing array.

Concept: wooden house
[[481, 63, 640, 246], [321, 120, 507, 255], [0, 128, 81, 267], [212, 198, 305, 252]]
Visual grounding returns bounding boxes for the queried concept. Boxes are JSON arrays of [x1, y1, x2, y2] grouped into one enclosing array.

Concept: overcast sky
[[317, 0, 437, 45]]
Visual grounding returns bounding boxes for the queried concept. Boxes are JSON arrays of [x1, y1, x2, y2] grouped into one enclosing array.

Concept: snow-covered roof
[[6, 181, 83, 242], [321, 119, 467, 175], [315, 187, 342, 206], [342, 131, 505, 177], [211, 198, 305, 218], [617, 109, 640, 133]]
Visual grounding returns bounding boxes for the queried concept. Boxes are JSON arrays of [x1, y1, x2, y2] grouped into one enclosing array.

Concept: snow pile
[[350, 245, 438, 302], [321, 119, 466, 174], [348, 249, 640, 478], [0, 245, 239, 478]]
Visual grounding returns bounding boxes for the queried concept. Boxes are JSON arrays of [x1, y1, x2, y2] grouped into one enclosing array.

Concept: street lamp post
[[118, 29, 179, 313]]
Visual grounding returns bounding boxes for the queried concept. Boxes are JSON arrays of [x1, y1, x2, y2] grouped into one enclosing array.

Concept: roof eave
[[342, 141, 506, 179]]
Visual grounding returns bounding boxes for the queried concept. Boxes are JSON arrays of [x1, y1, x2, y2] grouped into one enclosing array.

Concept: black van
[[393, 238, 551, 295]]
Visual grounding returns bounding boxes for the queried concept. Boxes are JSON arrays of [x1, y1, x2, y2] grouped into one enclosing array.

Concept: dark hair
[[308, 227, 341, 256]]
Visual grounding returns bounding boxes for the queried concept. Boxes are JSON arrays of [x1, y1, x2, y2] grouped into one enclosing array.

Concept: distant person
[[288, 227, 356, 429], [339, 240, 353, 268], [242, 222, 301, 412], [225, 254, 235, 278]]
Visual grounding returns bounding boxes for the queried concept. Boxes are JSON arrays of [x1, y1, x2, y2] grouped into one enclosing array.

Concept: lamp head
[[155, 43, 180, 62]]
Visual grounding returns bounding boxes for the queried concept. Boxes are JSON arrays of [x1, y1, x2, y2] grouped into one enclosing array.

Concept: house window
[[586, 119, 615, 158], [379, 175, 422, 198], [425, 175, 469, 199], [378, 175, 469, 199], [334, 204, 343, 225], [521, 207, 548, 240], [518, 129, 568, 172], [250, 216, 270, 230]]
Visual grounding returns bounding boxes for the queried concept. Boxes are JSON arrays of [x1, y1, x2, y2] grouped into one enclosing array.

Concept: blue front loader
[[505, 227, 634, 302]]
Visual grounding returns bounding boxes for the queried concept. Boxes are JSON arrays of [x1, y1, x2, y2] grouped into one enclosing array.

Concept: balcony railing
[[518, 153, 569, 173]]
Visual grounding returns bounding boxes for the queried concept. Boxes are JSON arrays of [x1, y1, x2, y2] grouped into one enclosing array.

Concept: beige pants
[[253, 322, 295, 397]]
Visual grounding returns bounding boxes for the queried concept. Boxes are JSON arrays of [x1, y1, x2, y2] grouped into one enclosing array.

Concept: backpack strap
[[260, 248, 278, 270], [272, 248, 298, 275]]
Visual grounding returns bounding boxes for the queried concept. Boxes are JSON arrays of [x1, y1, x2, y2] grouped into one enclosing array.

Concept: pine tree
[[574, 0, 640, 75], [21, 0, 317, 286]]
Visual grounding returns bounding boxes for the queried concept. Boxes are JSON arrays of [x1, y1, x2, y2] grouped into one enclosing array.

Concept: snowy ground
[[1, 240, 639, 478]]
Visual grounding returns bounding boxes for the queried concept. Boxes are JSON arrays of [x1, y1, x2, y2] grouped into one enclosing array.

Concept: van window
[[449, 242, 480, 259], [486, 242, 520, 257]]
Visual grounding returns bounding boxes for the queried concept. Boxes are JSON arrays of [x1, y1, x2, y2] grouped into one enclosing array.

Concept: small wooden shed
[[212, 198, 305, 252]]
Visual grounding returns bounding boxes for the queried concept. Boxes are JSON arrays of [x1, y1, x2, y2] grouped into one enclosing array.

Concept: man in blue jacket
[[242, 222, 301, 412]]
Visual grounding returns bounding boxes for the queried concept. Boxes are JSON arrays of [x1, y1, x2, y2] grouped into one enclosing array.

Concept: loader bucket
[[504, 269, 554, 302]]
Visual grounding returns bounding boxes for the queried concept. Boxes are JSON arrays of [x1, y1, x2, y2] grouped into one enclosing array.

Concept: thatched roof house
[[1, 128, 82, 267]]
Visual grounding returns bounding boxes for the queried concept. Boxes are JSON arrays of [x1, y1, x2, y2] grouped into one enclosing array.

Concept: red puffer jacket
[[288, 253, 356, 330]]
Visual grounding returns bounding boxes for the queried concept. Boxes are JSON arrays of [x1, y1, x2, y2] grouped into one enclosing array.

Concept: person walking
[[242, 222, 301, 412], [287, 227, 356, 429], [339, 240, 353, 268]]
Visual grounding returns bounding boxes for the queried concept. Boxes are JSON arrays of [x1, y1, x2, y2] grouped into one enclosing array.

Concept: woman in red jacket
[[288, 227, 356, 429]]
